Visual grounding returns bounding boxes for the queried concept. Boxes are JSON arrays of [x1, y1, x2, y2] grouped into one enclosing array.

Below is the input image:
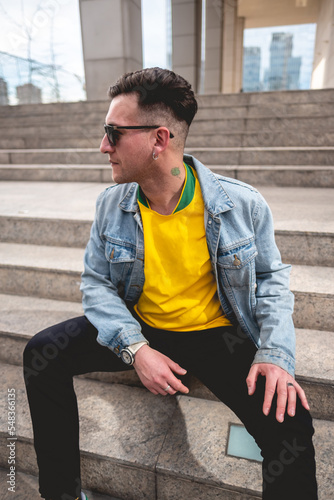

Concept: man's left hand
[[246, 363, 310, 423]]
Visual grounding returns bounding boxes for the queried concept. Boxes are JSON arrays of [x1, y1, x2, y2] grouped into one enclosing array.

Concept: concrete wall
[[79, 0, 142, 101], [203, 0, 222, 93], [191, 0, 244, 95], [238, 0, 319, 28], [171, 0, 201, 92], [312, 0, 334, 89], [78, 0, 332, 99], [221, 0, 244, 94]]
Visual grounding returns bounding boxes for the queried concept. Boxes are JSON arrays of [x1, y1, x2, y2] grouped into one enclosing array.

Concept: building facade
[[16, 83, 42, 105], [78, 0, 334, 99], [0, 78, 9, 105]]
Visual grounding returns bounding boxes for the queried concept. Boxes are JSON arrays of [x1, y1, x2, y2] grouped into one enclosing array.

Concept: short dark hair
[[108, 67, 198, 127]]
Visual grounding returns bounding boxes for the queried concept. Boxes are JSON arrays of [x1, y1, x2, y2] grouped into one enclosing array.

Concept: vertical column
[[221, 0, 244, 94], [79, 0, 142, 100], [311, 0, 334, 89], [234, 15, 245, 92], [171, 0, 201, 92], [203, 0, 223, 93]]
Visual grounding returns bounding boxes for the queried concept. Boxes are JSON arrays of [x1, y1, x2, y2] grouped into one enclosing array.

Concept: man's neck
[[140, 161, 186, 215]]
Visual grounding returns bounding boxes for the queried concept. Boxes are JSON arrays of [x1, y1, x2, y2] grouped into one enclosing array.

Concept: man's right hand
[[133, 345, 189, 396]]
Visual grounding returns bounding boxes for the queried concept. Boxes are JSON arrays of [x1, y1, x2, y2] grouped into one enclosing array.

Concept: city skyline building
[[0, 77, 9, 105], [242, 47, 262, 92], [287, 55, 302, 89], [243, 30, 304, 92], [16, 83, 42, 104], [268, 32, 293, 90], [267, 32, 302, 91]]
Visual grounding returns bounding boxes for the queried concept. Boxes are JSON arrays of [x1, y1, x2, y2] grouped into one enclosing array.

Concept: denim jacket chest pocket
[[217, 239, 258, 289], [104, 237, 137, 297]]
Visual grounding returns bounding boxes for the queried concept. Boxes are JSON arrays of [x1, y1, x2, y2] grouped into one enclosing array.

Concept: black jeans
[[23, 316, 318, 500]]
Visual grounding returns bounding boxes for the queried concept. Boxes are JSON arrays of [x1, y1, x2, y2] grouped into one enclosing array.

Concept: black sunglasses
[[103, 124, 174, 146]]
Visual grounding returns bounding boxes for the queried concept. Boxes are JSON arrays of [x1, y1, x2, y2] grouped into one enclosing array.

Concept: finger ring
[[164, 384, 171, 392], [287, 382, 294, 388]]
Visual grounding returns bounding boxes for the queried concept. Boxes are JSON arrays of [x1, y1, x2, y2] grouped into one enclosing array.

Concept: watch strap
[[127, 341, 149, 356]]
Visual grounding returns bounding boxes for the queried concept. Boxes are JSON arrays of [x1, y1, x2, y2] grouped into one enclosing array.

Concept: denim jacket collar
[[185, 154, 235, 215], [119, 183, 138, 213], [118, 154, 235, 215]]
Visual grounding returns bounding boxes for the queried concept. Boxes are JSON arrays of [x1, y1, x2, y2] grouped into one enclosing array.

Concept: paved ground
[[0, 467, 121, 500], [0, 181, 333, 234]]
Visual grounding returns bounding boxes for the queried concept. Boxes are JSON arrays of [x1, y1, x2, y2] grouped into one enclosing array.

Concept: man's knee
[[23, 330, 57, 385], [23, 317, 86, 385]]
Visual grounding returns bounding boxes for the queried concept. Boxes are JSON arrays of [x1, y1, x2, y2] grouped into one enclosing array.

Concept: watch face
[[121, 349, 133, 365]]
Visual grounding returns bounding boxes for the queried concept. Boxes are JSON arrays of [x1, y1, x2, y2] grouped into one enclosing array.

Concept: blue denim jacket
[[81, 154, 295, 376]]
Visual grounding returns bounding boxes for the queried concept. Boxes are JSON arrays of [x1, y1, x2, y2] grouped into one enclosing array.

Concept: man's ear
[[153, 127, 171, 155]]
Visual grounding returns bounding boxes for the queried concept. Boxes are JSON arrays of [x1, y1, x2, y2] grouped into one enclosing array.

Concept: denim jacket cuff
[[252, 348, 295, 377], [96, 328, 148, 357]]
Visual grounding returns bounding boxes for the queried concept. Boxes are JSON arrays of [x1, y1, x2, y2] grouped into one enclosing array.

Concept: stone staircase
[[0, 89, 333, 499]]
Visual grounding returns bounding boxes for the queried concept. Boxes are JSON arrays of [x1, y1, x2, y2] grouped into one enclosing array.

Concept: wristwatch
[[120, 341, 149, 365]]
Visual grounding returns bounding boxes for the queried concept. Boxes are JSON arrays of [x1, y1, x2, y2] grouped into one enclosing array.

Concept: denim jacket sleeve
[[80, 191, 147, 355], [251, 192, 296, 376]]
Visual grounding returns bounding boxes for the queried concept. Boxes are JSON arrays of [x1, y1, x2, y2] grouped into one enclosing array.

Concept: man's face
[[100, 93, 156, 184]]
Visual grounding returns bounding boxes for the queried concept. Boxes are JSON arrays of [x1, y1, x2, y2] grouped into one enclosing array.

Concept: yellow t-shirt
[[134, 164, 232, 331]]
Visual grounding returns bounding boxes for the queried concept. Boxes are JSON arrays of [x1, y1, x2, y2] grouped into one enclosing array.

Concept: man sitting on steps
[[23, 67, 318, 500]]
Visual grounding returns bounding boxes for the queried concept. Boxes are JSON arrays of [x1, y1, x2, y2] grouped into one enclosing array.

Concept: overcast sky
[[0, 0, 316, 103]]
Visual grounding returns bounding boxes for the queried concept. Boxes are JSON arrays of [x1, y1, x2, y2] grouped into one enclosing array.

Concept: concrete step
[[0, 242, 333, 330], [1, 182, 333, 264], [0, 99, 108, 118], [1, 183, 332, 232], [211, 165, 334, 188], [1, 146, 333, 166], [185, 146, 334, 166], [1, 164, 334, 188], [186, 130, 334, 148], [0, 467, 121, 500], [196, 88, 334, 107], [0, 293, 332, 421], [289, 265, 334, 331], [2, 114, 334, 141], [0, 124, 101, 139], [0, 215, 92, 248], [2, 102, 333, 130], [195, 102, 334, 121], [0, 164, 113, 182], [0, 148, 105, 165], [0, 136, 102, 150], [0, 180, 108, 221], [0, 89, 332, 120], [258, 186, 334, 234], [2, 131, 334, 150], [0, 110, 103, 127], [190, 116, 334, 135], [1, 361, 334, 499], [1, 89, 332, 120], [0, 242, 83, 302], [1, 214, 333, 266]]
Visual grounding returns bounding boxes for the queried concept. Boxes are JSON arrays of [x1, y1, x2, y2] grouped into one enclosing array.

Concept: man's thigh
[[24, 315, 131, 377]]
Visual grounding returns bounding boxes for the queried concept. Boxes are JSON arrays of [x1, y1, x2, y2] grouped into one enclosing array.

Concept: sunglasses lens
[[109, 131, 115, 146], [104, 126, 115, 146]]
